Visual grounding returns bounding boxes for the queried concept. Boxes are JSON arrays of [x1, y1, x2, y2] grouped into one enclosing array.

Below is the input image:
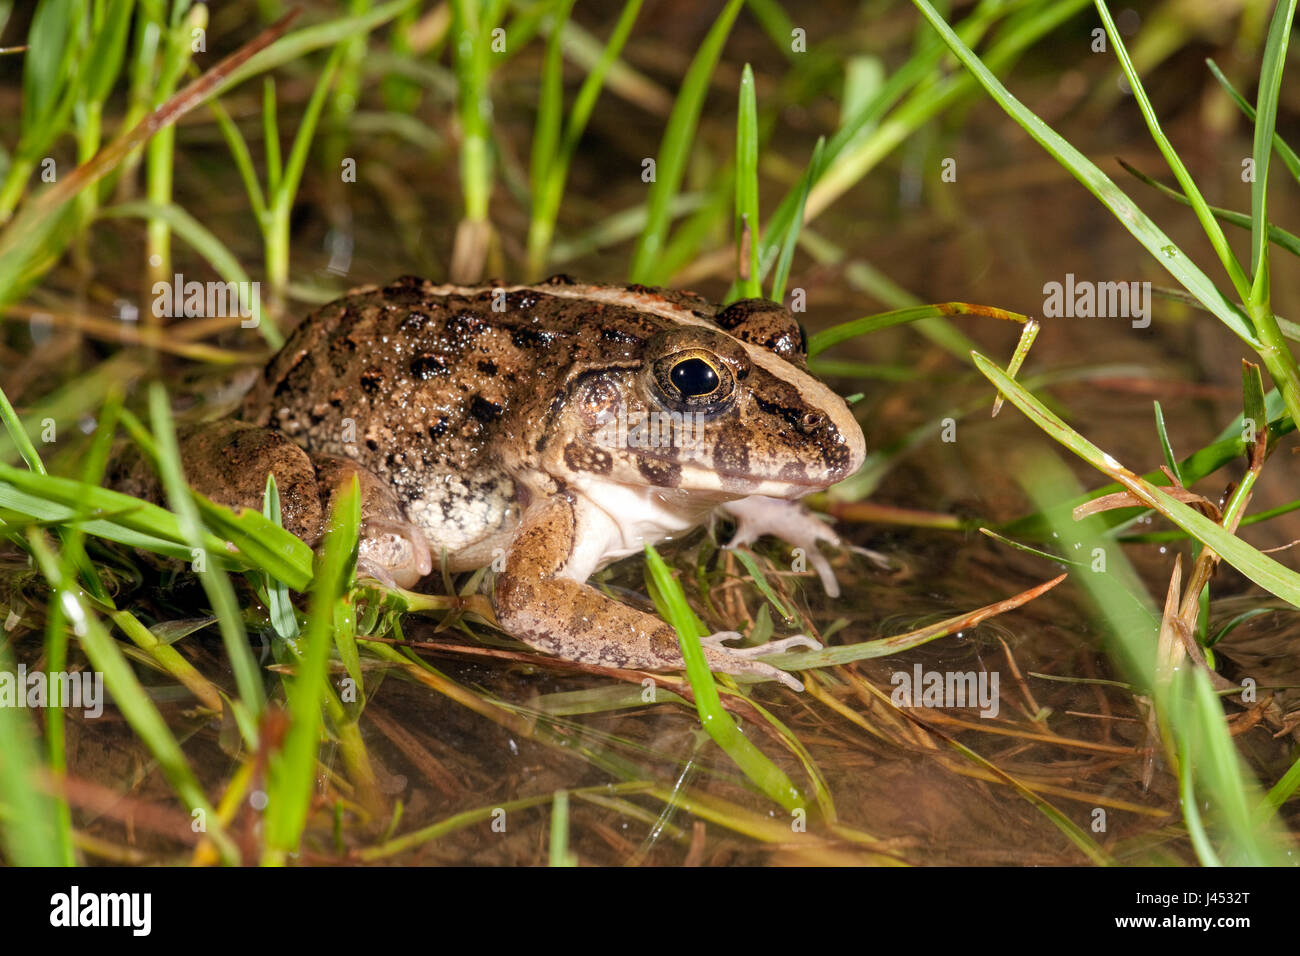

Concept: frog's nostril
[[798, 411, 825, 434]]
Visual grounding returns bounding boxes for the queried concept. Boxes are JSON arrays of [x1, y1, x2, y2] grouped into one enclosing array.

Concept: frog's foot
[[700, 630, 821, 658], [697, 636, 816, 692], [494, 494, 816, 692], [357, 516, 433, 589], [697, 631, 821, 692], [719, 494, 847, 597]]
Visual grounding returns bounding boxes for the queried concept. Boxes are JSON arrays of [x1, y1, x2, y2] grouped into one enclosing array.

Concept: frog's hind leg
[[493, 494, 812, 691], [164, 421, 326, 540], [112, 422, 432, 587]]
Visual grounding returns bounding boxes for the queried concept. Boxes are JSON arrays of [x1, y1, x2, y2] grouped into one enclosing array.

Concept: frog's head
[[548, 298, 865, 500]]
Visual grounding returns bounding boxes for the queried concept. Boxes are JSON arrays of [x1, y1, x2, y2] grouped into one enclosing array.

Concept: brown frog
[[115, 276, 866, 690]]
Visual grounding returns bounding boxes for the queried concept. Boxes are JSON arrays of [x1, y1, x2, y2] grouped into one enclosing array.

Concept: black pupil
[[670, 358, 719, 397]]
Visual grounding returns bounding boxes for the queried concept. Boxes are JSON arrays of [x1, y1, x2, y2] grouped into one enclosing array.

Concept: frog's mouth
[[618, 447, 840, 500], [673, 458, 836, 499]]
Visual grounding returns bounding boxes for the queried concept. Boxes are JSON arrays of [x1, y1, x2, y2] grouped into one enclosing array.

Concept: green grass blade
[[261, 475, 301, 640], [264, 477, 360, 863], [0, 382, 46, 473], [643, 544, 804, 812], [80, 0, 134, 105], [732, 62, 761, 300], [559, 0, 642, 159], [809, 301, 1027, 356], [20, 0, 80, 136], [769, 136, 823, 305], [548, 790, 577, 866], [973, 352, 1300, 606], [0, 463, 227, 559], [219, 0, 416, 95], [1165, 666, 1286, 864], [26, 530, 237, 864], [530, 0, 570, 200], [728, 547, 796, 622], [148, 384, 264, 727], [41, 581, 76, 865], [1242, 360, 1267, 448], [98, 200, 277, 347], [628, 0, 743, 283], [1118, 158, 1300, 261], [1152, 400, 1181, 484], [1205, 58, 1300, 184], [0, 639, 64, 865], [1094, 0, 1250, 301], [193, 495, 313, 592], [1259, 752, 1300, 822], [1248, 0, 1296, 281], [908, 0, 1260, 349]]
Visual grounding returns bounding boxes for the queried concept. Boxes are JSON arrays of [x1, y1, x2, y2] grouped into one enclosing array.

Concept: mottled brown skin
[[118, 276, 866, 689]]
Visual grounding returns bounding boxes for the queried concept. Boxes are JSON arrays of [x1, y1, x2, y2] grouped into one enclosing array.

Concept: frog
[[112, 276, 866, 691]]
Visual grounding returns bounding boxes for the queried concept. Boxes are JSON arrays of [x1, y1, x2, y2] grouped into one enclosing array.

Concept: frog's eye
[[670, 357, 719, 397], [650, 349, 736, 414]]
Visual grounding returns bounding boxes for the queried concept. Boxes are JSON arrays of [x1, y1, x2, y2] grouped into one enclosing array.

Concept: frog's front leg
[[719, 494, 889, 597], [493, 493, 814, 691]]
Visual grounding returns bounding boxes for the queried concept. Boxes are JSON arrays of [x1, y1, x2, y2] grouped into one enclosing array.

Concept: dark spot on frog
[[446, 310, 488, 337], [512, 327, 554, 350], [563, 442, 612, 475], [428, 417, 449, 440], [601, 326, 642, 346], [398, 311, 434, 334], [511, 290, 539, 310], [470, 395, 504, 423], [477, 359, 498, 376], [360, 368, 384, 395], [637, 458, 681, 487], [755, 393, 812, 432], [410, 353, 449, 380]]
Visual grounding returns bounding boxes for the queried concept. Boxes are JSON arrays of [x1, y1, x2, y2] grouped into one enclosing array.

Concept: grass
[[0, 0, 1297, 866]]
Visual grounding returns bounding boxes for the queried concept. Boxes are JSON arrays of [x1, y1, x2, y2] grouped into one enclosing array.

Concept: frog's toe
[[358, 517, 433, 589], [701, 630, 821, 658], [718, 495, 846, 597], [698, 631, 821, 692]]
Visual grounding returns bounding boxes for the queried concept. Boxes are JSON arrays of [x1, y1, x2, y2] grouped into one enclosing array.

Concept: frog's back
[[239, 275, 714, 556]]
